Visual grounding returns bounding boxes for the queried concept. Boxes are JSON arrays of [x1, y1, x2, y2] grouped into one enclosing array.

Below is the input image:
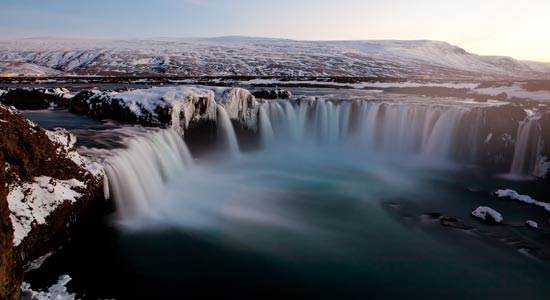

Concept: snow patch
[[8, 176, 85, 246], [85, 86, 258, 131], [471, 206, 503, 223], [21, 275, 76, 300], [525, 220, 538, 229], [46, 128, 105, 179], [495, 189, 550, 212], [43, 87, 73, 99], [475, 83, 550, 102]]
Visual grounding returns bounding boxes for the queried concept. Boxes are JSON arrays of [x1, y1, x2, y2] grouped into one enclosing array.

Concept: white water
[[258, 99, 481, 163], [102, 129, 193, 221], [509, 117, 543, 176], [216, 104, 240, 156], [98, 98, 547, 228]]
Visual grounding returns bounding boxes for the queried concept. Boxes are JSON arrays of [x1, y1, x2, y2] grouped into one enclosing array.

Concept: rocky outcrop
[[539, 112, 550, 178], [0, 105, 105, 300], [69, 86, 259, 149], [0, 88, 72, 110], [68, 85, 548, 175], [252, 88, 292, 100], [475, 104, 528, 172]]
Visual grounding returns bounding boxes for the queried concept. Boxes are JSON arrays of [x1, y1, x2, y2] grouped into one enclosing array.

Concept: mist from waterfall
[[97, 97, 548, 232]]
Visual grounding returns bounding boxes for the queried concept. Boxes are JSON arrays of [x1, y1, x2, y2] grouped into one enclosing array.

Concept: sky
[[0, 0, 549, 62]]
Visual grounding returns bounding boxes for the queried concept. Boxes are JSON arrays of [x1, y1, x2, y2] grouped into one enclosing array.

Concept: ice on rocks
[[21, 275, 76, 300], [525, 220, 538, 229], [85, 86, 258, 132], [471, 206, 503, 223], [495, 189, 550, 212]]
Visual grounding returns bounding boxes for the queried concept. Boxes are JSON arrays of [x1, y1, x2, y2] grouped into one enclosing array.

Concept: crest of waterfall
[[102, 129, 193, 221], [257, 99, 482, 163], [216, 104, 240, 156], [509, 116, 543, 176]]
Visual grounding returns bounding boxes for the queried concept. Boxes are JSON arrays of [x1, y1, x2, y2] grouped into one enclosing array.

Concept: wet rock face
[[0, 89, 69, 110], [252, 89, 292, 100], [476, 104, 527, 172], [540, 113, 550, 159], [0, 105, 105, 300]]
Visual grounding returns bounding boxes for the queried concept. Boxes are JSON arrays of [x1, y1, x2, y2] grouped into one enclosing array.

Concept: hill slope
[[0, 37, 549, 79]]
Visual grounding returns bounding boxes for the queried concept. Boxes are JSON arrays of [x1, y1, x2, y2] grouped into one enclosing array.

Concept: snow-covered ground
[[6, 127, 105, 246], [1, 37, 549, 79], [7, 176, 86, 246], [21, 275, 76, 300], [475, 83, 550, 102]]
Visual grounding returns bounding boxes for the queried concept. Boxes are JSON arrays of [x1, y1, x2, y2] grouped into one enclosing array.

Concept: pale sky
[[1, 0, 549, 62]]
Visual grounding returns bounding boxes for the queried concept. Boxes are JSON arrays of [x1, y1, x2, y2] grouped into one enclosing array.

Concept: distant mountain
[[0, 37, 549, 79]]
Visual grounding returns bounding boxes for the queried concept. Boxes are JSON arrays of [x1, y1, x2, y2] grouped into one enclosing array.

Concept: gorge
[[1, 83, 550, 299]]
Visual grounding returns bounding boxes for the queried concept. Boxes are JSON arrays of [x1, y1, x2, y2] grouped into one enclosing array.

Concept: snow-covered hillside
[[0, 37, 549, 79]]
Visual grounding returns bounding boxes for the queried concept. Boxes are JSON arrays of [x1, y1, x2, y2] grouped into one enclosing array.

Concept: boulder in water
[[525, 220, 538, 229], [471, 206, 503, 224]]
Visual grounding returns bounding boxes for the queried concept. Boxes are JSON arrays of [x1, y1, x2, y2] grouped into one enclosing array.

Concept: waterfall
[[509, 117, 542, 176], [216, 104, 240, 156], [257, 99, 481, 163], [103, 129, 193, 221], [258, 105, 275, 147]]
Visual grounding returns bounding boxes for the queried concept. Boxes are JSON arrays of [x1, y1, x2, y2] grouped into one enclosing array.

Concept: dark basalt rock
[[422, 212, 473, 230], [540, 112, 550, 163], [184, 119, 218, 156], [0, 105, 105, 300], [252, 88, 292, 99], [476, 104, 527, 172], [69, 90, 171, 127], [0, 89, 69, 110]]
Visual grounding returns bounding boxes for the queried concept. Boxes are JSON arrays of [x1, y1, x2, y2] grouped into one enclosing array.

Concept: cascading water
[[509, 116, 543, 176], [258, 99, 483, 163], [102, 129, 193, 222], [96, 96, 549, 229], [216, 104, 240, 156], [49, 90, 550, 300]]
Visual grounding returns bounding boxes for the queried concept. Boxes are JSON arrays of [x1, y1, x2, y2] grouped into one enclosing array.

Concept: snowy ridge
[[1, 37, 549, 79]]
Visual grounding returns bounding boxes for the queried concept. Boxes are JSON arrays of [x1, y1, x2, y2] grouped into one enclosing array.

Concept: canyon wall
[[0, 105, 105, 299]]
